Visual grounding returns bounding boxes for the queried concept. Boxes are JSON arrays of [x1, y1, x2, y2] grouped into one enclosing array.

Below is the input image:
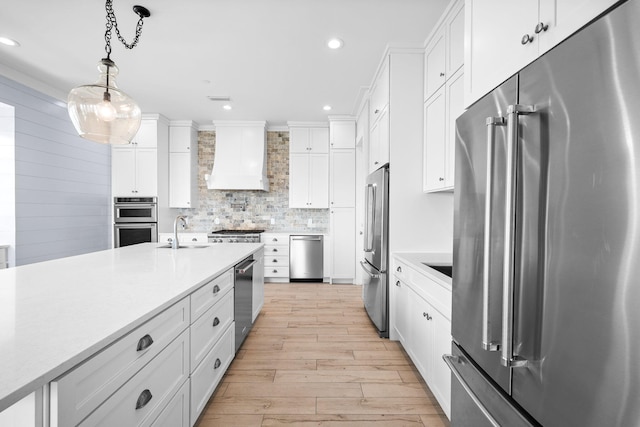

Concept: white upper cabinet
[[169, 121, 199, 209], [290, 127, 329, 154], [465, 0, 617, 106], [424, 30, 446, 100], [329, 120, 356, 149], [369, 59, 390, 126]]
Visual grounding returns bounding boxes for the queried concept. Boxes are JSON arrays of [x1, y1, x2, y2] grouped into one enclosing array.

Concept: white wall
[[0, 76, 112, 266]]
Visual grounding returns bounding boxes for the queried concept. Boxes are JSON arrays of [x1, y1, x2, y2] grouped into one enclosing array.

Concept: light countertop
[[393, 252, 453, 289], [0, 242, 262, 412]]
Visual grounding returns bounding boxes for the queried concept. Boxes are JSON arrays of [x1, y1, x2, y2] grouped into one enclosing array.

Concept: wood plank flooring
[[195, 283, 450, 427]]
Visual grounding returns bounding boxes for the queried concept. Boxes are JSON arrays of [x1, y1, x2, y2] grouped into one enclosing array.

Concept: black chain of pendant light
[[103, 0, 150, 60]]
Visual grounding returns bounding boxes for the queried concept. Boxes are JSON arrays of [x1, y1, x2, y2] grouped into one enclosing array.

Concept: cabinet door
[[289, 153, 310, 208], [330, 150, 355, 208], [252, 251, 264, 322], [447, 0, 465, 76], [135, 148, 158, 196], [169, 153, 190, 208], [425, 29, 446, 100], [538, 0, 618, 55], [423, 88, 446, 192], [309, 127, 329, 153], [376, 108, 389, 168], [308, 154, 329, 208], [169, 126, 193, 153], [133, 120, 158, 148], [408, 291, 431, 380], [330, 121, 356, 149], [289, 127, 310, 153], [330, 207, 355, 280], [445, 69, 465, 188], [392, 278, 411, 346], [112, 148, 137, 195], [370, 59, 390, 123], [430, 309, 452, 419], [369, 120, 381, 174], [465, 0, 538, 106]]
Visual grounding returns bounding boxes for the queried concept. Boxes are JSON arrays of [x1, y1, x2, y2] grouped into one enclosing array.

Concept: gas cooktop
[[209, 229, 265, 235]]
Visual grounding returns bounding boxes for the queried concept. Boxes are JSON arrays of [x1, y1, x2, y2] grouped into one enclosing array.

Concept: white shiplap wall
[[0, 75, 111, 266]]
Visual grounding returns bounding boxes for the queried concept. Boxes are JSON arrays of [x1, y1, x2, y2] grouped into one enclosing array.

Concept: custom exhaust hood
[[205, 121, 269, 191]]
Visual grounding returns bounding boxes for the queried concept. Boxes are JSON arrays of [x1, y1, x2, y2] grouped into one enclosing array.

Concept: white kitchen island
[[0, 242, 263, 426]]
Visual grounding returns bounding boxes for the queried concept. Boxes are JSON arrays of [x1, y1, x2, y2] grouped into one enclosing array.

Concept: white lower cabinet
[[150, 380, 190, 427], [261, 233, 290, 282], [391, 255, 452, 419], [190, 289, 234, 370], [252, 248, 265, 322], [190, 324, 234, 425], [78, 329, 190, 427]]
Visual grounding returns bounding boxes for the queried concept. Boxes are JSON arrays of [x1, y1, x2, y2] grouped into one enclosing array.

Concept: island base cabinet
[[190, 323, 235, 426], [77, 330, 190, 427], [150, 380, 190, 427]]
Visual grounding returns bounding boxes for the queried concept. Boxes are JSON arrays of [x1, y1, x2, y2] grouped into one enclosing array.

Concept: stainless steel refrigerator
[[448, 1, 640, 425], [361, 164, 389, 338]]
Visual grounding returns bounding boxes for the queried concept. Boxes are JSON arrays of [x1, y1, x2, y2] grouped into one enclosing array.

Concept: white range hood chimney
[[205, 121, 269, 191]]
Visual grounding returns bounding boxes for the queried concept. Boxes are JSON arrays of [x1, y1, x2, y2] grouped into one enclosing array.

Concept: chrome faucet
[[172, 215, 187, 249]]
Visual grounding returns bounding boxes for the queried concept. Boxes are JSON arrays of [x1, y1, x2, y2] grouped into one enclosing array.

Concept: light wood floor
[[195, 282, 450, 427]]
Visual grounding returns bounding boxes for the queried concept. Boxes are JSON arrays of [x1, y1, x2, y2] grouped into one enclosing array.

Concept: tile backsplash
[[175, 130, 329, 232]]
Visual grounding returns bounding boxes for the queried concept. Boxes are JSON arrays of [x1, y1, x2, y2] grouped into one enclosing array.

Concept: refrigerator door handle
[[482, 116, 506, 352], [359, 260, 381, 278], [443, 354, 501, 427], [501, 104, 534, 368], [364, 184, 375, 252]]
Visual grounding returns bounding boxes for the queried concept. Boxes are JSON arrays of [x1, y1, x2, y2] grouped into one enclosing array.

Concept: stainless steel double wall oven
[[113, 197, 158, 247]]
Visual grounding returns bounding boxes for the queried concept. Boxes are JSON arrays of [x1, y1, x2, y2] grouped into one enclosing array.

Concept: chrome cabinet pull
[[212, 317, 220, 327], [534, 22, 548, 34], [423, 312, 432, 320], [482, 117, 505, 352], [501, 105, 534, 368], [214, 358, 221, 369], [135, 389, 153, 410], [213, 284, 220, 294], [397, 266, 402, 272], [136, 334, 154, 352], [396, 280, 400, 287], [521, 34, 533, 45]]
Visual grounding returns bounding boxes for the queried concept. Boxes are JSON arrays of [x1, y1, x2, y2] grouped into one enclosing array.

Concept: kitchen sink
[[157, 244, 209, 249], [422, 263, 453, 278]]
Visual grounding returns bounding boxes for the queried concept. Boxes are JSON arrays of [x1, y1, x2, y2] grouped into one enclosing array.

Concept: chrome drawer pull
[[214, 358, 221, 369], [213, 284, 220, 294], [136, 334, 154, 352], [135, 389, 153, 410], [212, 317, 220, 327]]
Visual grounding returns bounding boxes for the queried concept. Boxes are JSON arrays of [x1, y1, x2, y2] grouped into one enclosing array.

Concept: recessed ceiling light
[[327, 38, 343, 49], [223, 104, 232, 110], [323, 105, 332, 111], [0, 37, 20, 47]]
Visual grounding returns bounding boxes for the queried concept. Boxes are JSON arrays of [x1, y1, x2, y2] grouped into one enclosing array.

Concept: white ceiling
[[0, 0, 449, 128]]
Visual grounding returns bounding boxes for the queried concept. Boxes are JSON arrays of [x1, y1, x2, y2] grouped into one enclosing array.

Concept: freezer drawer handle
[[482, 116, 506, 352], [501, 105, 534, 368], [443, 355, 500, 427], [359, 260, 381, 278]]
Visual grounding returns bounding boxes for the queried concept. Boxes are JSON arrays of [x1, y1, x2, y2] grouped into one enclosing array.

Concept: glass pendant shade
[[67, 59, 141, 145]]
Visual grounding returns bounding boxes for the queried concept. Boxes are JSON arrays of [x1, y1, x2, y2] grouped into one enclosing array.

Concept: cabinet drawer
[[392, 259, 410, 283], [190, 269, 233, 322], [51, 298, 189, 427], [190, 288, 234, 372], [78, 329, 190, 427], [150, 379, 190, 427], [264, 255, 288, 266], [190, 323, 235, 425], [264, 267, 289, 278], [261, 234, 288, 245], [406, 269, 452, 321], [264, 244, 288, 256]]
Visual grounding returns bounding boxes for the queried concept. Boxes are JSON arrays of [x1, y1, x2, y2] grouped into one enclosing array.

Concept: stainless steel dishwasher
[[234, 256, 256, 352], [289, 235, 323, 282]]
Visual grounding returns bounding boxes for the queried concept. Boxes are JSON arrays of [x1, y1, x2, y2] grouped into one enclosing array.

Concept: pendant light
[[67, 1, 151, 145]]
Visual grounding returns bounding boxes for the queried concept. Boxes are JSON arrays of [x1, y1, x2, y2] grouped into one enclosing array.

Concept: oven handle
[[236, 259, 258, 274]]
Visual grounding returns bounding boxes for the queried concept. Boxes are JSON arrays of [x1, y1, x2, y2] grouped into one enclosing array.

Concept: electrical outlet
[[270, 218, 275, 225], [307, 218, 313, 227], [214, 217, 220, 225]]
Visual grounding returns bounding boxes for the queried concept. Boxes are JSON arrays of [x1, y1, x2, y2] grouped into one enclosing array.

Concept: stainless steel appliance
[[113, 197, 158, 247], [234, 256, 256, 352], [448, 2, 640, 425], [289, 235, 323, 281], [361, 164, 389, 337], [208, 230, 264, 244]]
